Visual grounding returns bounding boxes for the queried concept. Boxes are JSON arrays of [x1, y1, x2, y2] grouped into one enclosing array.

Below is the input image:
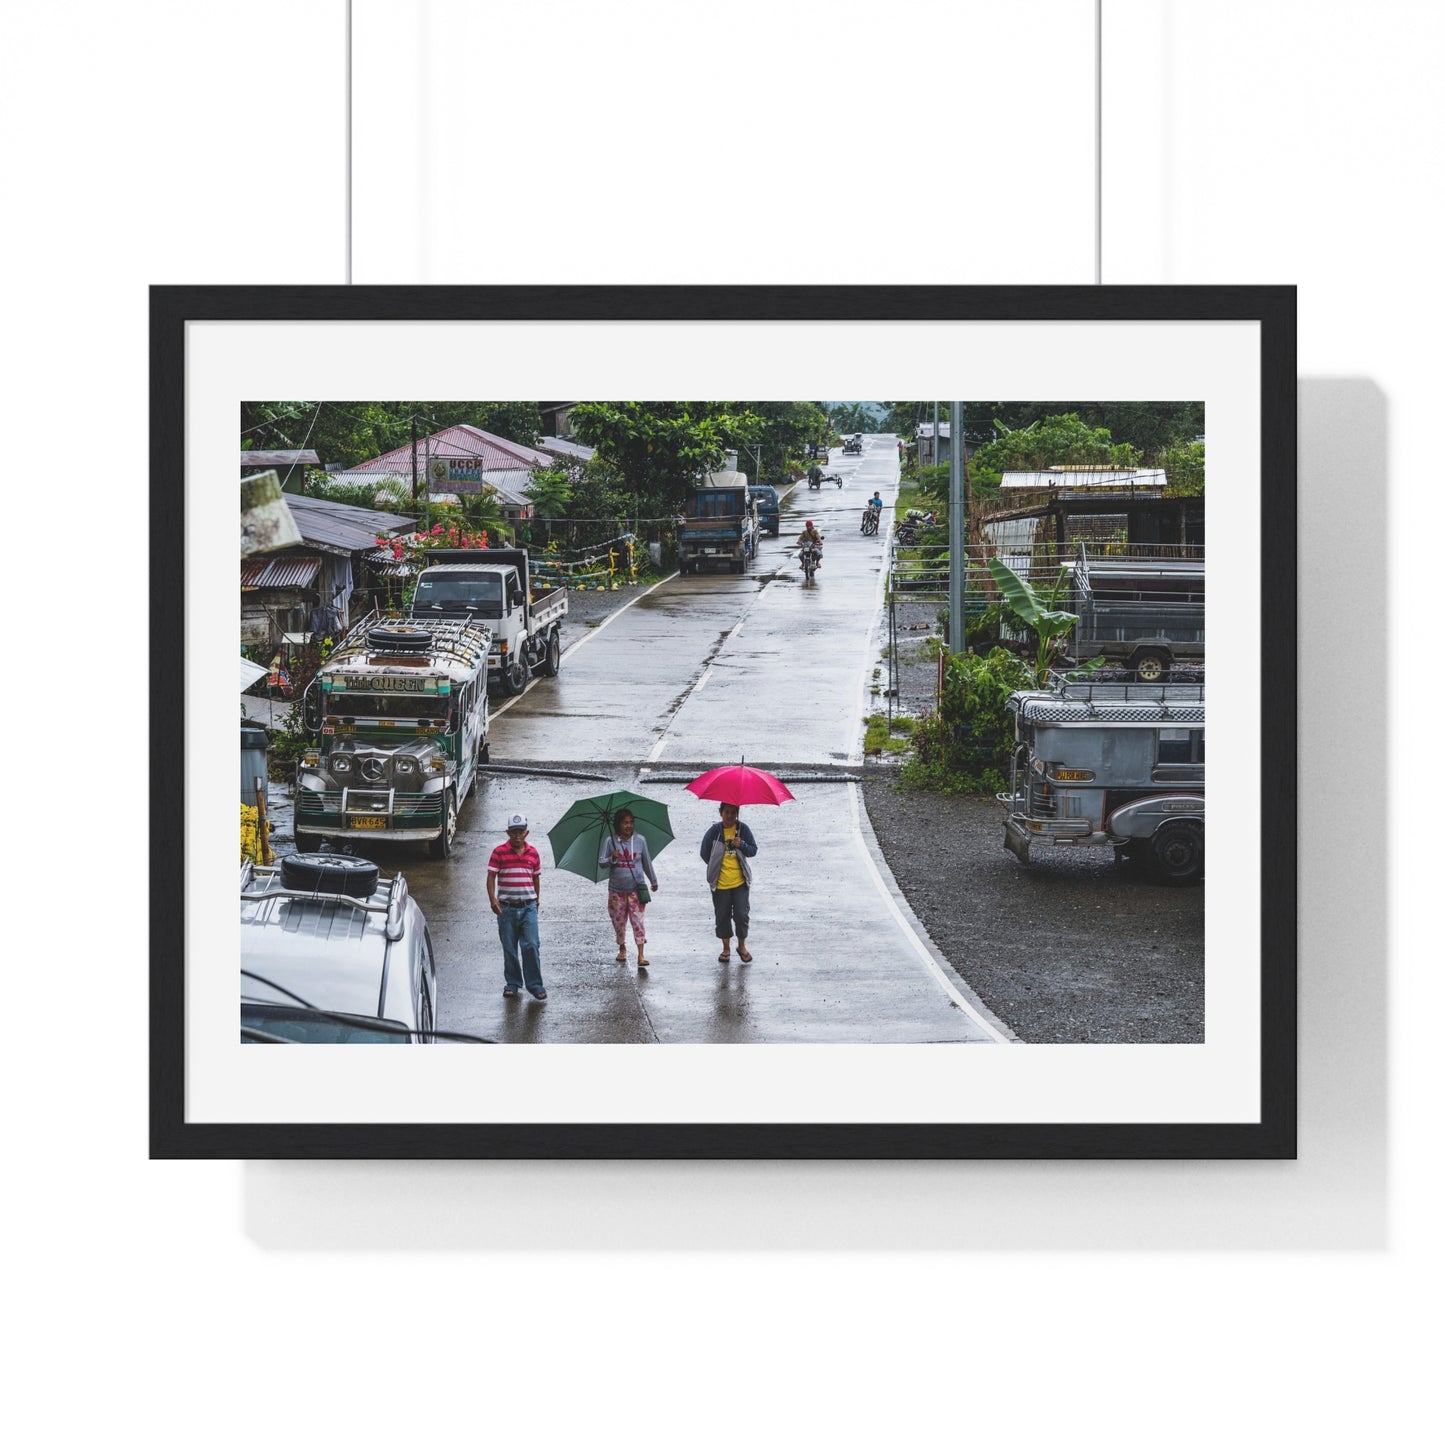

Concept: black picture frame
[[151, 284, 1296, 1161]]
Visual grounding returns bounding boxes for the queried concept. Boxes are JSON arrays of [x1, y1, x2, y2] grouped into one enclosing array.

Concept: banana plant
[[986, 556, 1103, 686]]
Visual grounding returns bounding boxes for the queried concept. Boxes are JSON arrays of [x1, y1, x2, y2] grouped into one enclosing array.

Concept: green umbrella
[[547, 789, 675, 882]]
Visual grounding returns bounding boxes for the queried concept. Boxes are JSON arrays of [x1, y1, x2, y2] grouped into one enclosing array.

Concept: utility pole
[[949, 401, 966, 654], [411, 416, 419, 505], [933, 401, 939, 471]]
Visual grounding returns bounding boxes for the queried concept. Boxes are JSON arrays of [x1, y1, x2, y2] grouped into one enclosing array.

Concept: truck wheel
[[1146, 820, 1204, 885], [1133, 647, 1170, 682], [538, 628, 561, 678], [428, 789, 458, 860], [500, 655, 531, 696]]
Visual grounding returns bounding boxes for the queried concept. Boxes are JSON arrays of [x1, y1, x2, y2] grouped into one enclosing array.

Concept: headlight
[[331, 756, 352, 773], [394, 757, 417, 775]]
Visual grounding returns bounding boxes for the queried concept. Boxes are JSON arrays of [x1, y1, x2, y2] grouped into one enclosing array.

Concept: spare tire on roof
[[280, 852, 381, 898], [369, 624, 434, 653]]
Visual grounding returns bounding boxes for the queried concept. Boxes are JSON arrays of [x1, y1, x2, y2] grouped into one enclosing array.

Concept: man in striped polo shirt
[[486, 813, 546, 1001]]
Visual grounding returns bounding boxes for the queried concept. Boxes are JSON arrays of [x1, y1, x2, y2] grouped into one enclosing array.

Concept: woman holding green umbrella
[[548, 790, 673, 969], [599, 809, 660, 967]]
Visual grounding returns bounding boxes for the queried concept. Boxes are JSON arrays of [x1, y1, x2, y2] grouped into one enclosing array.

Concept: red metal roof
[[240, 556, 321, 588], [341, 423, 553, 475]]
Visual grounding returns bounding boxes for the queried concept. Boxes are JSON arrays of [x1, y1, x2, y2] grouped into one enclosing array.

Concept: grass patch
[[863, 712, 916, 755]]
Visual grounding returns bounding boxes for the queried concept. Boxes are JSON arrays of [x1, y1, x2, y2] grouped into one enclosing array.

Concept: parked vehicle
[[748, 483, 781, 536], [895, 508, 937, 545], [409, 548, 568, 695], [1061, 544, 1205, 680], [998, 677, 1205, 884], [241, 855, 445, 1043], [295, 613, 491, 858], [679, 468, 759, 574]]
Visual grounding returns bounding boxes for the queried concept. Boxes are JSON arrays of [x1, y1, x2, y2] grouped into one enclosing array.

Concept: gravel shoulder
[[861, 592, 1204, 1045]]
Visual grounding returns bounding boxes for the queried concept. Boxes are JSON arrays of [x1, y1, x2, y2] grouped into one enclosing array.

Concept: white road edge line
[[493, 570, 680, 721], [848, 780, 1014, 1043], [847, 493, 896, 764], [561, 570, 679, 660]]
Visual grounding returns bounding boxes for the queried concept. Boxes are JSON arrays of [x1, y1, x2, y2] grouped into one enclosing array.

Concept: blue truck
[[678, 469, 759, 575], [748, 484, 780, 536]]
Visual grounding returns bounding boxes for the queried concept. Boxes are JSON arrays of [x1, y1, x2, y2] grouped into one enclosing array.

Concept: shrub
[[898, 647, 1032, 792]]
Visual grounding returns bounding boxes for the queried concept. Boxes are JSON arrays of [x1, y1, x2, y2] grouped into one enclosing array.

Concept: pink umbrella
[[685, 760, 795, 806]]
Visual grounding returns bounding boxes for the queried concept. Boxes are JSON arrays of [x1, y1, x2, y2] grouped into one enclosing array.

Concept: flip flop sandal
[[529, 990, 548, 1002], [718, 951, 730, 962], [616, 950, 628, 962], [502, 988, 519, 998], [737, 947, 753, 962]]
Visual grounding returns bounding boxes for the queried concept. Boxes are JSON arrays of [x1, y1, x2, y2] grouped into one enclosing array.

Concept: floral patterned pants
[[607, 889, 647, 947]]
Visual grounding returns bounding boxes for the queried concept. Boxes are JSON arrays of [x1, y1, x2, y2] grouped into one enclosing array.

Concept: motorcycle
[[860, 507, 880, 536], [895, 508, 937, 546], [798, 543, 822, 581]]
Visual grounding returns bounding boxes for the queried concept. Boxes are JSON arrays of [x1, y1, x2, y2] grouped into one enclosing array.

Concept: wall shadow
[[242, 379, 1387, 1250]]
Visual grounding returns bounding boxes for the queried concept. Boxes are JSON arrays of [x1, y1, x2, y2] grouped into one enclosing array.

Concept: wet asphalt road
[[391, 437, 1010, 1044]]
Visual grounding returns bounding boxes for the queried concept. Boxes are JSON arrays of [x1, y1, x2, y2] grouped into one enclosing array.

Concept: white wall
[[6, 3, 1436, 1441]]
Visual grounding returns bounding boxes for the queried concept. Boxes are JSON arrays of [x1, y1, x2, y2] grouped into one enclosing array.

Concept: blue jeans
[[498, 901, 544, 994]]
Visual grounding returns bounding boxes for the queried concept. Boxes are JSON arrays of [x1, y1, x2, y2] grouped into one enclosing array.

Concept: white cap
[[507, 813, 528, 829]]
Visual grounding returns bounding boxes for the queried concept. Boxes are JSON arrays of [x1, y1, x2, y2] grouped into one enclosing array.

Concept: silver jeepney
[[294, 615, 492, 860], [998, 678, 1205, 884]]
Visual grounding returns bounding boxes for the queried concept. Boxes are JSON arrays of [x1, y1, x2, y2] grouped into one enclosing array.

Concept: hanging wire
[[1095, 0, 1103, 285], [345, 0, 353, 284]]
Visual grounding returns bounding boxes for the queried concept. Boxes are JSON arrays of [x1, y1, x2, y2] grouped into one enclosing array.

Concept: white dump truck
[[409, 547, 568, 695]]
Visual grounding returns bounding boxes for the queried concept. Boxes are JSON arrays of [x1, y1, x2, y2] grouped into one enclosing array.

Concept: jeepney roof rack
[[240, 859, 411, 942], [1045, 673, 1205, 704], [1012, 672, 1206, 723], [325, 610, 493, 672]]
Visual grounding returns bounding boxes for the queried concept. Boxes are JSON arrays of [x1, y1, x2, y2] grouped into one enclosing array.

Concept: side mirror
[[510, 589, 525, 609]]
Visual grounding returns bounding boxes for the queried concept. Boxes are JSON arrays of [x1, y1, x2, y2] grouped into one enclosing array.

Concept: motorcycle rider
[[797, 519, 824, 567], [860, 491, 883, 534]]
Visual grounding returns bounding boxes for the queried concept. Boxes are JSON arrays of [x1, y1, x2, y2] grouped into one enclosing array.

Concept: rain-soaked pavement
[[336, 438, 1008, 1046]]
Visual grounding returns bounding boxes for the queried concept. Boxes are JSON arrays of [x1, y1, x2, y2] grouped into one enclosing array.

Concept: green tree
[[1160, 438, 1205, 496], [969, 412, 1141, 480], [736, 400, 830, 485], [241, 400, 546, 472], [569, 402, 763, 514]]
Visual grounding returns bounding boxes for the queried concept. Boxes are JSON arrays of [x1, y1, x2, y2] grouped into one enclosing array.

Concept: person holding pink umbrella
[[699, 802, 758, 962], [687, 762, 793, 964]]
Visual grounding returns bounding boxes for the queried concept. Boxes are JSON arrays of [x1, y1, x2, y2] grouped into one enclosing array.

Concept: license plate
[[348, 815, 388, 830]]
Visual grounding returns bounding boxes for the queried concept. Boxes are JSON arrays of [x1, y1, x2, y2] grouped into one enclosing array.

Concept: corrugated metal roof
[[240, 555, 321, 588], [284, 493, 415, 551], [341, 423, 554, 475], [537, 436, 595, 462], [242, 451, 321, 468], [1000, 469, 1168, 490]]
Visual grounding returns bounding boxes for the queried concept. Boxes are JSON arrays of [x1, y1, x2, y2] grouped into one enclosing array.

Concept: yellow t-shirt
[[716, 824, 744, 889]]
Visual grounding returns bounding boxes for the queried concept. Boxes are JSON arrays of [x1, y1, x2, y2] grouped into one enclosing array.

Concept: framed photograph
[[151, 284, 1295, 1160]]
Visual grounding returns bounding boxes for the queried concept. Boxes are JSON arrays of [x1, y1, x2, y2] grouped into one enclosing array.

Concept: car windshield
[[413, 573, 503, 615], [242, 1005, 411, 1043]]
